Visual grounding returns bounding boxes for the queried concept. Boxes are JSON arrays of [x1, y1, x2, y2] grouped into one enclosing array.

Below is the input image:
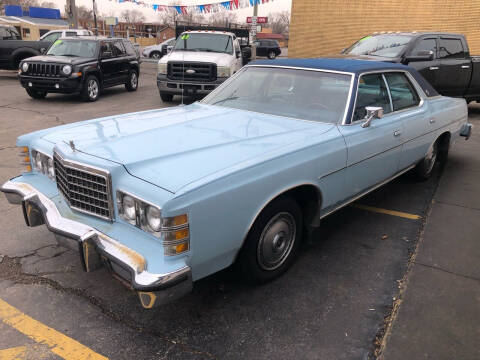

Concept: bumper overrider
[[460, 122, 473, 140], [1, 180, 192, 309]]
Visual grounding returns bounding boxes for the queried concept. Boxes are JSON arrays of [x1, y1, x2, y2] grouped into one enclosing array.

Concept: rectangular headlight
[[31, 149, 54, 180], [116, 191, 189, 256]]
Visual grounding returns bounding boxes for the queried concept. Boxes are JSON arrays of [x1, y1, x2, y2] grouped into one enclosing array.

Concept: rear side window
[[384, 73, 420, 111], [439, 38, 466, 59], [122, 40, 136, 56], [66, 32, 78, 37], [354, 74, 392, 121], [411, 38, 437, 57]]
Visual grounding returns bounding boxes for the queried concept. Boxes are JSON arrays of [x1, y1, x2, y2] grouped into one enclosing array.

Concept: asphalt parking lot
[[0, 62, 467, 359]]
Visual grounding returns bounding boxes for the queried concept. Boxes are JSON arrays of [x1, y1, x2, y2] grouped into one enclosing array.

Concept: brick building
[[289, 0, 480, 58]]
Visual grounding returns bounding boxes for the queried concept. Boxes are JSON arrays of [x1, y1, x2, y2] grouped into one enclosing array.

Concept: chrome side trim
[[320, 164, 416, 219], [0, 180, 192, 295]]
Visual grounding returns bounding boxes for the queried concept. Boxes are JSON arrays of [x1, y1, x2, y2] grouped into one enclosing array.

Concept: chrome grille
[[53, 153, 113, 221], [167, 61, 217, 82], [26, 63, 61, 77]]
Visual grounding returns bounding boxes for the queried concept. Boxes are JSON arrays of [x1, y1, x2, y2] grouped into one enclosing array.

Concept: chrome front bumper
[[1, 180, 192, 309], [460, 122, 473, 140]]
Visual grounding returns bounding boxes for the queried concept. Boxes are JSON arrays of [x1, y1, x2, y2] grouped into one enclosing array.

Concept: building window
[[22, 28, 30, 38]]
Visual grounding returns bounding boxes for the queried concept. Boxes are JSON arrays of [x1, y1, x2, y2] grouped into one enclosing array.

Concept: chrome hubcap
[[425, 143, 437, 174], [88, 80, 98, 99], [257, 212, 296, 271], [152, 53, 160, 59], [131, 73, 138, 88]]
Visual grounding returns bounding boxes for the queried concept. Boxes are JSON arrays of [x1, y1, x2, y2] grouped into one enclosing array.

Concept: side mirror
[[404, 50, 434, 63], [361, 106, 384, 128], [40, 47, 46, 54]]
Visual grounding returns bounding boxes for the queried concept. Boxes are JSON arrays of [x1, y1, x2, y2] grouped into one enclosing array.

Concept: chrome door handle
[[429, 66, 439, 70], [461, 65, 470, 69], [429, 118, 436, 124], [394, 130, 402, 137]]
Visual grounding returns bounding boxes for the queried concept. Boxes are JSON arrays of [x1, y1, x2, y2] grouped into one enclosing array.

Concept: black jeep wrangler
[[18, 36, 140, 101]]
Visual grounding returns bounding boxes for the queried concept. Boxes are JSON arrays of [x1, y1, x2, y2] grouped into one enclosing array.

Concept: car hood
[[24, 55, 97, 65], [162, 50, 233, 67], [41, 103, 334, 193]]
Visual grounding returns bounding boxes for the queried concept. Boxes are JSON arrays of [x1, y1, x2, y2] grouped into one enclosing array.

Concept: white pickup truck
[[156, 30, 246, 102]]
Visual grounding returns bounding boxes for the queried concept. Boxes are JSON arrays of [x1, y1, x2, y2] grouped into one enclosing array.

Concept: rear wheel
[[160, 92, 173, 102], [268, 50, 276, 59], [415, 141, 438, 180], [125, 70, 138, 91], [26, 89, 47, 99], [237, 196, 303, 283], [82, 75, 100, 102], [150, 51, 161, 59]]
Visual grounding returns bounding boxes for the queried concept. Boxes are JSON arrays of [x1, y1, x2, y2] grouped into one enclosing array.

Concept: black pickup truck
[[0, 24, 50, 70], [343, 32, 480, 102]]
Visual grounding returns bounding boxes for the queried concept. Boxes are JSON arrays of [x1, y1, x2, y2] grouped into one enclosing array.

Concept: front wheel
[[150, 51, 161, 59], [237, 196, 303, 283], [415, 141, 438, 180], [26, 89, 47, 99], [82, 75, 100, 102], [268, 50, 276, 59], [160, 92, 173, 102], [125, 70, 138, 91]]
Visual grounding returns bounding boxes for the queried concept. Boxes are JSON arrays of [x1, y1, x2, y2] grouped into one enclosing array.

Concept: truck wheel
[[125, 70, 138, 91], [236, 196, 303, 284], [415, 141, 438, 180], [26, 89, 47, 99], [268, 50, 276, 59], [82, 75, 100, 102], [150, 51, 161, 59], [160, 92, 173, 102]]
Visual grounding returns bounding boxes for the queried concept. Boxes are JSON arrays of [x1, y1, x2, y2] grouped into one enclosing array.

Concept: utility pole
[[92, 0, 98, 35], [251, 2, 258, 60], [66, 0, 78, 29]]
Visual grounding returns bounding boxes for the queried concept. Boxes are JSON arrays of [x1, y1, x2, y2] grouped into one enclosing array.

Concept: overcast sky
[[48, 0, 292, 23]]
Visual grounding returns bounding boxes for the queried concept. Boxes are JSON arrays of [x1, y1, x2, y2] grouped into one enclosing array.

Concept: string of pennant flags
[[115, 0, 275, 14]]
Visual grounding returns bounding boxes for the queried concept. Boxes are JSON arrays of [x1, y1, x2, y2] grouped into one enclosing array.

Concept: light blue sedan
[[1, 58, 472, 309]]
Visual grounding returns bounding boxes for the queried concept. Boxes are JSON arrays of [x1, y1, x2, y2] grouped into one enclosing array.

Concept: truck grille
[[26, 63, 62, 77], [167, 61, 217, 82], [53, 152, 113, 221]]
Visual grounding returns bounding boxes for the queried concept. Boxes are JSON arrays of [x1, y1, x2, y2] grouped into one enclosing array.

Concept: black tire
[[81, 75, 100, 102], [237, 196, 303, 284], [125, 70, 138, 92], [268, 50, 276, 59], [150, 51, 162, 59], [26, 89, 47, 99], [160, 92, 173, 102], [415, 140, 438, 180]]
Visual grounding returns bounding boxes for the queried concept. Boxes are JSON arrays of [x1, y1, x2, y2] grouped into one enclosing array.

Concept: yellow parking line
[[0, 298, 108, 360], [0, 346, 26, 360], [351, 204, 422, 220]]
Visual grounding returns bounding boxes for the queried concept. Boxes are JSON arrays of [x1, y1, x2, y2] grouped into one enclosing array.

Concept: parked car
[[342, 32, 480, 102], [0, 24, 50, 70], [18, 36, 140, 101], [254, 39, 281, 59], [142, 37, 175, 59], [157, 22, 252, 102], [39, 29, 93, 43], [1, 58, 472, 309]]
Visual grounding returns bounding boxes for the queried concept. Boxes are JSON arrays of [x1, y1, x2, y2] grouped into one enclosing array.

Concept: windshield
[[46, 39, 97, 57], [344, 34, 413, 57], [202, 67, 352, 124], [174, 33, 233, 54]]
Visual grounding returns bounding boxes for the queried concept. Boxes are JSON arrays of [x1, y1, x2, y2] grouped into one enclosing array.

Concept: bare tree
[[269, 11, 290, 35], [120, 9, 146, 24], [76, 5, 93, 22], [208, 10, 238, 27], [39, 1, 56, 8], [156, 1, 179, 27]]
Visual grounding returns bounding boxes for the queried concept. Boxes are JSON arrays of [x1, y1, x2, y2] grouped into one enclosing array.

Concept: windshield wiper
[[195, 48, 224, 53], [57, 54, 78, 57], [211, 96, 239, 105]]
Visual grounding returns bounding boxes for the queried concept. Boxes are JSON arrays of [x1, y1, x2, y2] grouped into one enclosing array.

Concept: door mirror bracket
[[361, 106, 384, 128]]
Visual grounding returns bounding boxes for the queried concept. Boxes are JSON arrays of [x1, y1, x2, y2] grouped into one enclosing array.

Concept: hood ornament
[[69, 140, 76, 151]]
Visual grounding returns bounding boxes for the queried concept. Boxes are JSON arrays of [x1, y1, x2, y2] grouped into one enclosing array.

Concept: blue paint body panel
[[13, 59, 468, 282]]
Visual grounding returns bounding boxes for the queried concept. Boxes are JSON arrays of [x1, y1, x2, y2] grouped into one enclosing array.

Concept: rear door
[[436, 36, 471, 96]]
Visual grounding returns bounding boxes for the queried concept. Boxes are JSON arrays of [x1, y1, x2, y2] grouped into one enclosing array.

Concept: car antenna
[[181, 23, 185, 106]]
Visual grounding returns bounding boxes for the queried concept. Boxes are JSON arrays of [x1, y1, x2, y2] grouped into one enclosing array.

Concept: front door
[[406, 37, 440, 90], [339, 73, 404, 199], [99, 41, 120, 86]]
